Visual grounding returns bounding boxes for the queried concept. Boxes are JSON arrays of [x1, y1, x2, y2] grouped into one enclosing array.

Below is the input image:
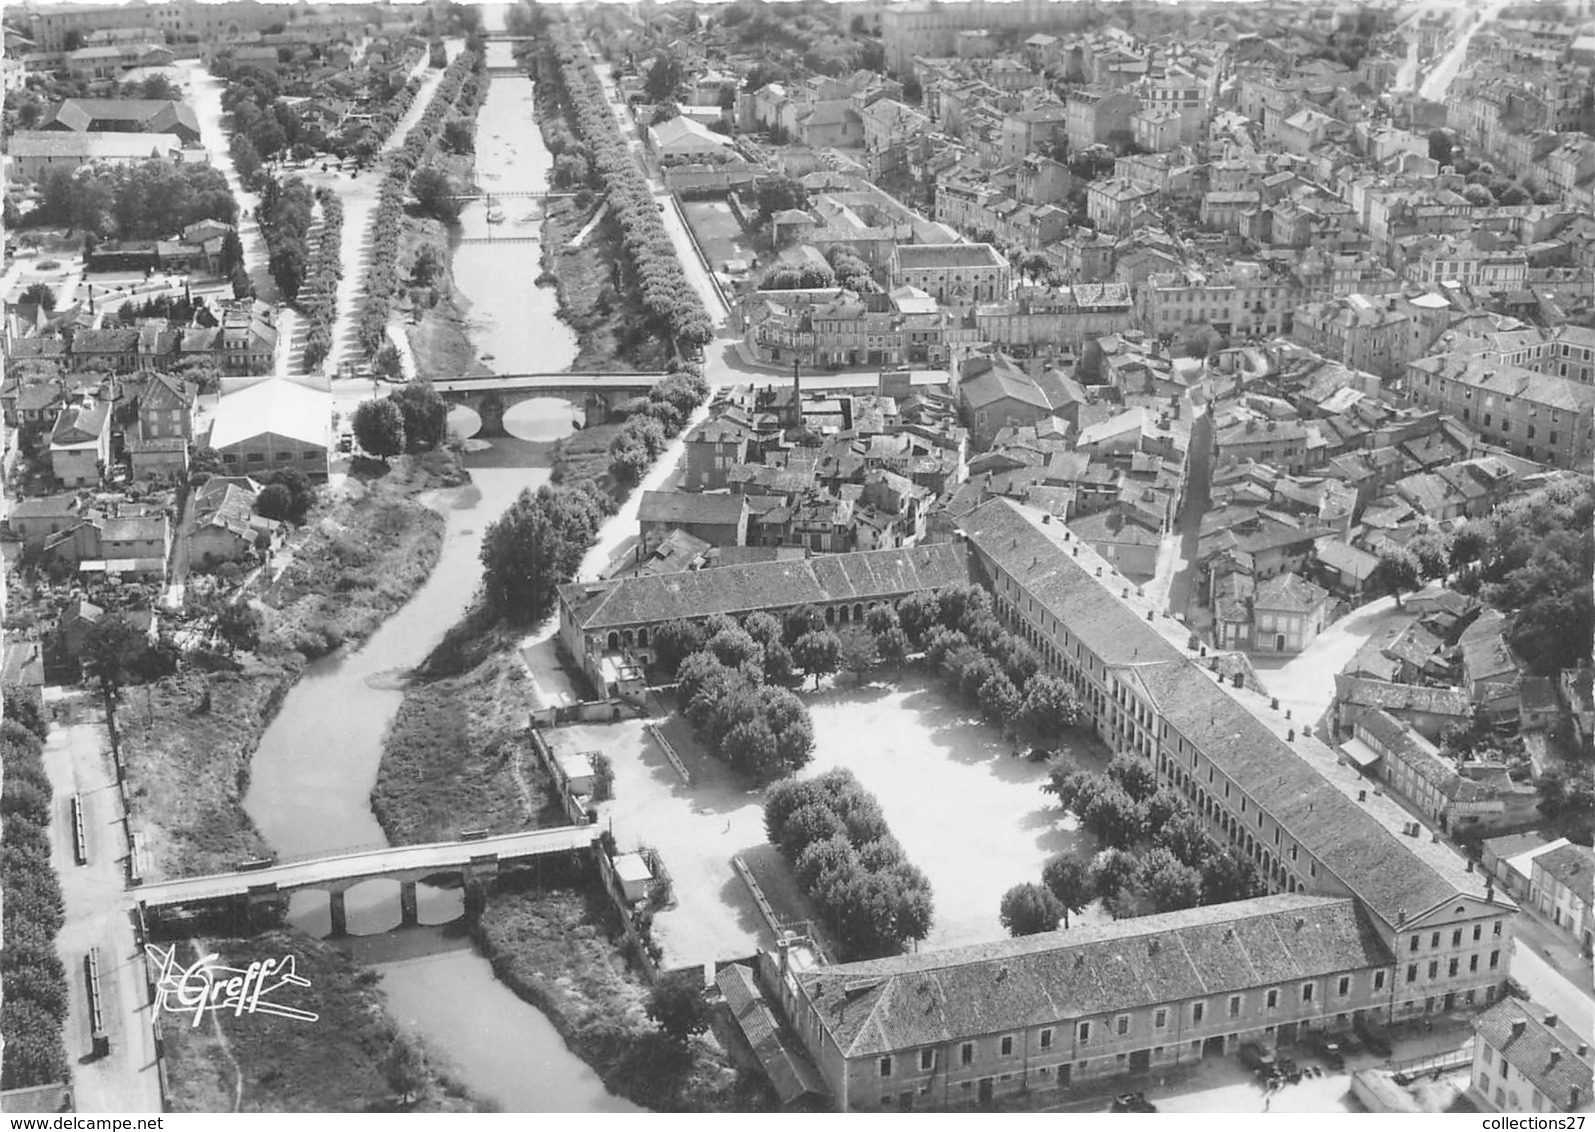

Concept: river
[[238, 33, 636, 1113]]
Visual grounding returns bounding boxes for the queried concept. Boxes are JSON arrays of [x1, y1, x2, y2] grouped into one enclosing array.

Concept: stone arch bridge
[[431, 372, 668, 435]]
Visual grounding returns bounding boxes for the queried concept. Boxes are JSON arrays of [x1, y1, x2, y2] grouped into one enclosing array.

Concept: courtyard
[[680, 199, 758, 279], [546, 670, 1117, 967]]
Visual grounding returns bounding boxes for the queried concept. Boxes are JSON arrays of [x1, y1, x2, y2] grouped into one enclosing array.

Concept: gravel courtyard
[[803, 673, 1115, 951]]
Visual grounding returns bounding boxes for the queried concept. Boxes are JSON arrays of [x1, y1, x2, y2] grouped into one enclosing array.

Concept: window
[[1338, 977, 1350, 997], [1470, 955, 1479, 972], [1000, 1036, 1014, 1057], [1078, 1022, 1091, 1045], [1409, 934, 1420, 953], [1116, 1015, 1130, 1037], [1229, 995, 1241, 1018], [961, 1043, 974, 1066], [1483, 1046, 1493, 1066], [880, 1057, 893, 1078], [1473, 925, 1482, 942], [1374, 971, 1386, 991], [1407, 964, 1418, 984], [1302, 983, 1314, 1003], [921, 1049, 935, 1071], [1452, 930, 1462, 947], [1428, 961, 1439, 979], [1431, 932, 1441, 949], [1489, 950, 1500, 969], [1493, 921, 1503, 937], [1154, 1009, 1167, 1030], [1192, 1002, 1205, 1024], [1266, 989, 1278, 1010], [1040, 1029, 1053, 1051]]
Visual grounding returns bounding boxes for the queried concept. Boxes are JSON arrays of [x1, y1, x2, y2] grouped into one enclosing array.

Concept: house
[[1250, 572, 1330, 653], [1458, 609, 1524, 718], [1480, 833, 1565, 902], [1528, 844, 1593, 955], [209, 376, 330, 479], [38, 97, 202, 143], [890, 243, 1009, 306], [1469, 998, 1592, 1113], [774, 894, 1395, 1111], [1066, 509, 1160, 578], [1345, 709, 1499, 833], [1313, 537, 1379, 600], [1557, 665, 1593, 752], [189, 477, 280, 567], [957, 354, 1080, 449], [682, 414, 756, 491], [1086, 178, 1158, 235], [636, 491, 749, 548], [7, 494, 92, 549], [1330, 675, 1474, 744], [647, 115, 734, 161], [8, 130, 188, 180], [49, 399, 111, 487], [46, 513, 171, 578], [137, 372, 196, 442], [55, 599, 105, 661]]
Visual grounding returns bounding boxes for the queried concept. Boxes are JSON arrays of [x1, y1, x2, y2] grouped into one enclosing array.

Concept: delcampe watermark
[[146, 944, 320, 1027]]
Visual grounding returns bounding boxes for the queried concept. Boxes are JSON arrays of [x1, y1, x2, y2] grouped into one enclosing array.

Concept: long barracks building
[[559, 497, 1516, 1109]]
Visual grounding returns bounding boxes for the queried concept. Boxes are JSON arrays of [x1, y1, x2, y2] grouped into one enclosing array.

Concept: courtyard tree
[[999, 882, 1063, 936], [1144, 786, 1186, 831], [1138, 847, 1202, 913], [1082, 785, 1143, 849], [722, 717, 780, 778], [352, 398, 405, 464], [1091, 848, 1140, 901], [1040, 854, 1093, 928], [707, 625, 763, 670], [1105, 753, 1159, 804], [978, 672, 1021, 729], [651, 619, 707, 678], [644, 51, 684, 103], [895, 592, 941, 646], [1200, 847, 1264, 905], [80, 613, 145, 693], [793, 629, 841, 688], [19, 283, 55, 312], [779, 803, 848, 860], [837, 628, 879, 683], [646, 969, 712, 1043], [1375, 546, 1421, 608], [1019, 674, 1083, 743]]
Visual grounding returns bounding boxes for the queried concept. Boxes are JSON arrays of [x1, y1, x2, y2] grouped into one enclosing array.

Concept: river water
[[239, 35, 636, 1113]]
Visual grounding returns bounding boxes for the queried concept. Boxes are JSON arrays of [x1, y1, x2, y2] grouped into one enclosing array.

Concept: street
[[1146, 396, 1212, 617], [40, 688, 161, 1114], [1253, 594, 1408, 732], [1508, 944, 1594, 1041]]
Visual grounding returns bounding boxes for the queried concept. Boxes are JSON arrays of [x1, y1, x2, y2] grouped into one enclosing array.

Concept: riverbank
[[259, 450, 463, 658], [161, 928, 481, 1113], [120, 657, 295, 879], [473, 866, 771, 1113], [372, 648, 559, 845]]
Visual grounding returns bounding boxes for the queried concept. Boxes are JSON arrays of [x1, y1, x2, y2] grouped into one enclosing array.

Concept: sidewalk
[[41, 687, 161, 1114]]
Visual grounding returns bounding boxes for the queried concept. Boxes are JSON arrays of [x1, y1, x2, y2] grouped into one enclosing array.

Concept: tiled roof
[[1531, 843, 1594, 906], [895, 243, 1005, 270], [1473, 998, 1593, 1112], [799, 895, 1388, 1058], [1253, 572, 1328, 614], [1334, 675, 1472, 719], [717, 964, 825, 1103], [637, 491, 746, 527], [960, 498, 1493, 928], [560, 542, 971, 631]]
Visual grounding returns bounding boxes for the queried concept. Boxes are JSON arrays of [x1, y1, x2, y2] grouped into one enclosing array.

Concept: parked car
[[1111, 1092, 1158, 1113], [1308, 1031, 1348, 1069]]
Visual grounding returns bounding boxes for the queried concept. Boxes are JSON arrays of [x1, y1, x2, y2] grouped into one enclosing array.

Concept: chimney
[[1287, 729, 1295, 741], [1270, 697, 1279, 710], [1548, 1051, 1563, 1070], [1396, 908, 1406, 927], [1285, 709, 1292, 720], [1511, 1020, 1526, 1039], [1358, 789, 1367, 801], [1578, 1044, 1589, 1058], [1543, 1014, 1559, 1029], [1231, 672, 1243, 689]]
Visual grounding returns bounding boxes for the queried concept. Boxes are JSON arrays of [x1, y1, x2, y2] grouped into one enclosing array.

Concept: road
[[41, 688, 162, 1114], [1252, 594, 1409, 732], [1509, 944, 1594, 1041], [1146, 395, 1212, 617], [1419, 0, 1510, 102]]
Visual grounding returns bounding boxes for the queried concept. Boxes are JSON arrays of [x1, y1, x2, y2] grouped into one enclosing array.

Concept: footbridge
[[433, 372, 668, 434], [134, 826, 598, 935]]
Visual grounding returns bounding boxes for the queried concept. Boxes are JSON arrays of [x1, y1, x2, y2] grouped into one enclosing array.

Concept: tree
[[391, 382, 448, 451], [410, 166, 461, 224], [1201, 847, 1263, 905], [1082, 785, 1143, 849], [1409, 533, 1452, 580], [352, 398, 405, 464], [1105, 753, 1158, 803], [753, 175, 809, 223], [1375, 547, 1420, 608], [1091, 848, 1140, 901], [651, 619, 706, 678], [442, 117, 475, 155], [1426, 129, 1453, 164], [1138, 847, 1202, 913], [718, 83, 737, 112], [257, 468, 315, 523], [216, 603, 263, 654], [647, 969, 712, 1043], [793, 630, 841, 688], [255, 482, 294, 521], [381, 1032, 428, 1106], [895, 592, 941, 645], [81, 613, 144, 692], [644, 52, 684, 103], [837, 628, 879, 683], [1020, 679, 1084, 739], [978, 672, 1021, 729], [19, 283, 55, 312], [3, 685, 48, 742], [1041, 854, 1093, 928], [480, 485, 600, 624], [999, 882, 1063, 936]]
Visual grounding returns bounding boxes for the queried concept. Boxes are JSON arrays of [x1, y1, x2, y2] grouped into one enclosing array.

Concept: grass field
[[372, 650, 558, 846], [161, 929, 478, 1113], [119, 659, 295, 879], [678, 200, 755, 277]]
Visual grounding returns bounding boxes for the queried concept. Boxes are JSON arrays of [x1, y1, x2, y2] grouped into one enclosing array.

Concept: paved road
[[1147, 397, 1212, 617], [1420, 0, 1509, 102], [41, 688, 162, 1114], [1509, 943, 1594, 1040]]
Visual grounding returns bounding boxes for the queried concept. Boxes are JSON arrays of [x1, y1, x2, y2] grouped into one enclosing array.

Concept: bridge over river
[[432, 372, 668, 433], [135, 826, 599, 935]]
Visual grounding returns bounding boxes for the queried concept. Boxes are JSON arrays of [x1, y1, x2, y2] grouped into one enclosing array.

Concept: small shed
[[558, 751, 597, 796], [613, 852, 653, 902]]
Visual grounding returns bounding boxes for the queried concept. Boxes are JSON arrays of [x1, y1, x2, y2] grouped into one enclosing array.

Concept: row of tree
[[672, 617, 817, 780], [257, 175, 318, 298], [607, 367, 710, 484], [0, 701, 70, 1090], [480, 479, 617, 625], [765, 769, 934, 959], [357, 49, 486, 357], [540, 19, 715, 351], [299, 188, 344, 370], [25, 161, 238, 242]]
